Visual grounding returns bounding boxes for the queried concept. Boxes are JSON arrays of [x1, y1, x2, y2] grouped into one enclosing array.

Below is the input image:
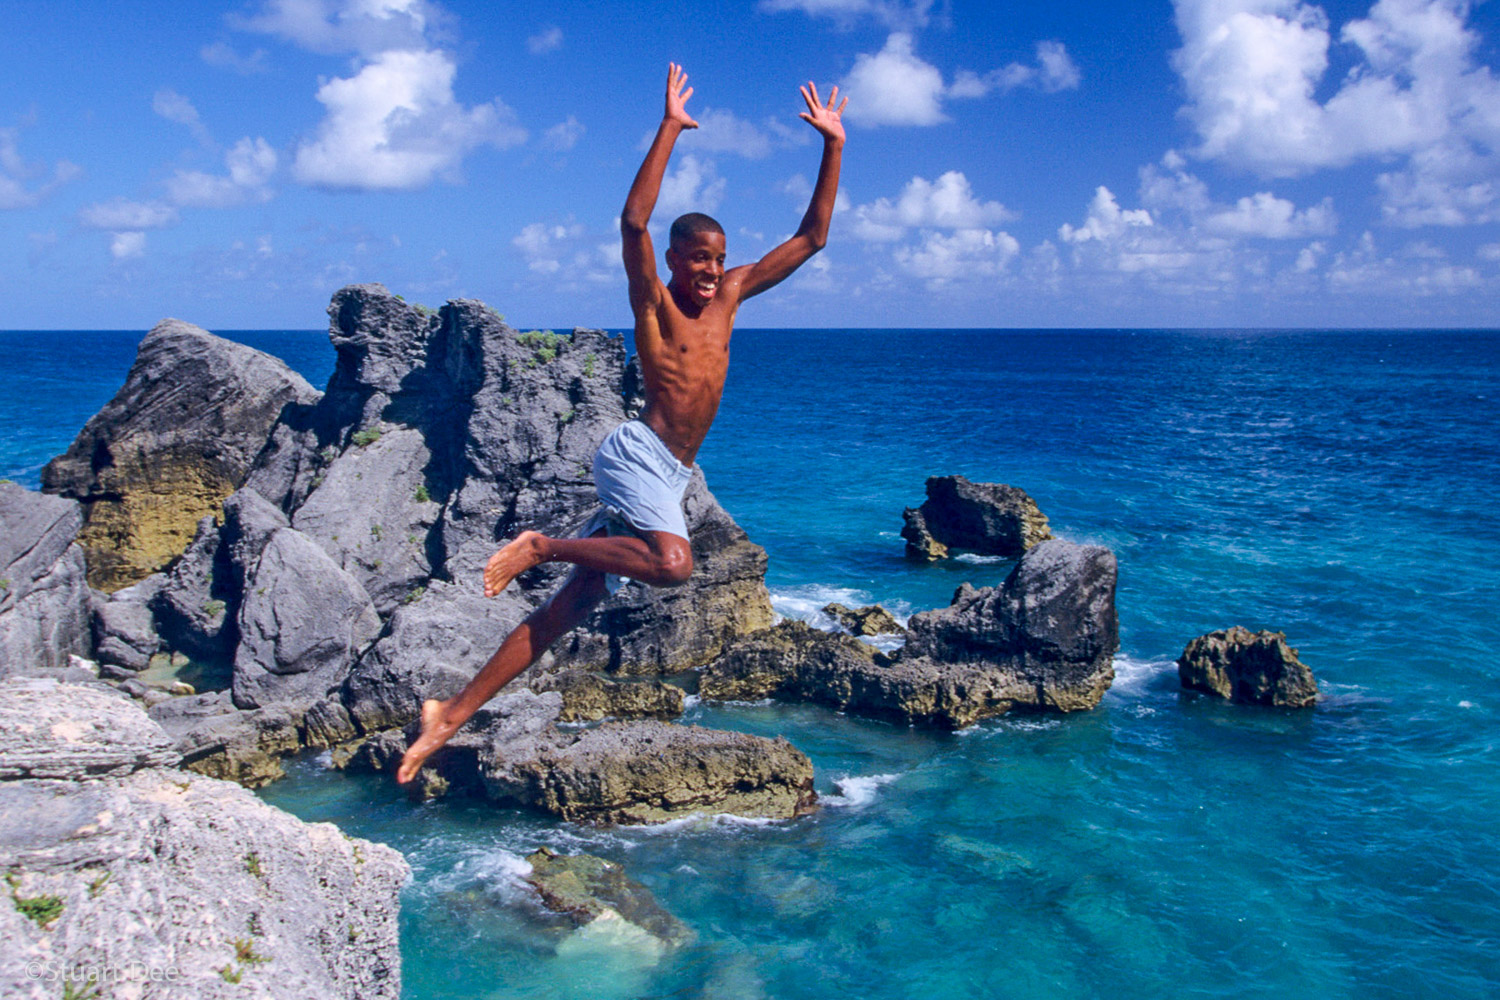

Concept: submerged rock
[[0, 678, 407, 999], [901, 475, 1052, 562], [822, 602, 905, 637], [702, 539, 1118, 727], [0, 484, 92, 678], [41, 319, 320, 592], [523, 846, 693, 949], [1177, 626, 1318, 707]]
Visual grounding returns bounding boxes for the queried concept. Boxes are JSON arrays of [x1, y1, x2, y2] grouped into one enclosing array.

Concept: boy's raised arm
[[738, 83, 847, 301], [622, 63, 698, 315]]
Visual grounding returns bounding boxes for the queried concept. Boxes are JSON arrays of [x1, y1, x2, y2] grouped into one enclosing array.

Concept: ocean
[[5, 327, 1498, 998]]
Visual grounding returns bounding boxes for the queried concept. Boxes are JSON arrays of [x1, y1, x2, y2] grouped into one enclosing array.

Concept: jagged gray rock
[[40, 319, 320, 592], [92, 575, 162, 673], [149, 691, 301, 787], [151, 514, 235, 665], [0, 484, 92, 678], [901, 475, 1053, 562], [1177, 626, 1319, 707], [0, 681, 407, 1000], [822, 602, 905, 636], [701, 539, 1118, 727], [348, 689, 816, 825]]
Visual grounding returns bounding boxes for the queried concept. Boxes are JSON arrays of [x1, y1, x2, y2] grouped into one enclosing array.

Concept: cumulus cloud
[[757, 0, 936, 30], [527, 26, 562, 54], [681, 108, 775, 158], [233, 0, 443, 55], [656, 155, 726, 217], [542, 116, 584, 152], [292, 49, 526, 190], [894, 228, 1021, 282], [167, 137, 278, 208], [1060, 187, 1154, 245], [1327, 230, 1482, 293], [1204, 191, 1336, 238], [852, 171, 1014, 241], [949, 41, 1081, 98], [842, 33, 948, 126], [110, 232, 147, 260], [201, 41, 270, 74], [0, 127, 81, 210], [1172, 0, 1500, 224], [514, 221, 584, 273]]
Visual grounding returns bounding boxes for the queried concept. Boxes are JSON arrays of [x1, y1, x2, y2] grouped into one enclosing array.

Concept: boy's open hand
[[665, 62, 698, 129], [799, 82, 847, 143]]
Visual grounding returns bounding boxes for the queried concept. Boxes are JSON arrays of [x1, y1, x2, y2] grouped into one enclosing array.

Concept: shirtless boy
[[397, 63, 846, 784]]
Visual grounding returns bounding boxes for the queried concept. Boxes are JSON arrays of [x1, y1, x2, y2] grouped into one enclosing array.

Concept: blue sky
[[4, 0, 1500, 329]]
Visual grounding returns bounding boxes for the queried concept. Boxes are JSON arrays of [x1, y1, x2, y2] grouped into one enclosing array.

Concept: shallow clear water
[[8, 327, 1499, 998]]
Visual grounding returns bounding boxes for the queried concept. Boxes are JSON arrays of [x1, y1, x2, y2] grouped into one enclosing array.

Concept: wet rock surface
[[822, 602, 905, 636], [0, 679, 407, 999], [901, 475, 1053, 561], [1177, 626, 1318, 707], [523, 846, 693, 948]]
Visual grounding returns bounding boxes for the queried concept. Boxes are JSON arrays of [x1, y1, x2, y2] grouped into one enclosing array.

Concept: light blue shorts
[[580, 420, 693, 592]]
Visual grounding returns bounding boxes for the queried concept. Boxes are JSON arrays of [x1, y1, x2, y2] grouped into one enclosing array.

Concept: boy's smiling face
[[666, 231, 727, 307]]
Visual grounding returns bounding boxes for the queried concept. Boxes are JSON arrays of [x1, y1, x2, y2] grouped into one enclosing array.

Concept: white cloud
[[79, 198, 179, 230], [292, 49, 526, 190], [233, 0, 443, 55], [527, 26, 562, 54], [681, 108, 775, 158], [1171, 0, 1500, 223], [1060, 187, 1154, 244], [894, 228, 1021, 282], [656, 154, 726, 217], [167, 137, 278, 208], [1204, 192, 1337, 238], [514, 221, 584, 273], [542, 116, 584, 152], [1479, 242, 1500, 261], [1327, 229, 1482, 293], [0, 128, 81, 210], [1295, 241, 1326, 271], [153, 88, 214, 147], [757, 0, 935, 30], [948, 41, 1081, 99], [842, 34, 947, 126], [201, 41, 270, 74], [852, 171, 1014, 241], [110, 232, 147, 260]]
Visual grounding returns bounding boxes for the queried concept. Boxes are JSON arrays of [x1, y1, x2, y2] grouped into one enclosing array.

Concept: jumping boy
[[397, 63, 846, 783]]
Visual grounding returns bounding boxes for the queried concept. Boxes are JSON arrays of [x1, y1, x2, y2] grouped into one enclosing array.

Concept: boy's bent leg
[[396, 567, 611, 783], [484, 528, 692, 596]]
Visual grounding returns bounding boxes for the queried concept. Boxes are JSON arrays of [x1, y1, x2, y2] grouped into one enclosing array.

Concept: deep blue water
[[5, 327, 1499, 998]]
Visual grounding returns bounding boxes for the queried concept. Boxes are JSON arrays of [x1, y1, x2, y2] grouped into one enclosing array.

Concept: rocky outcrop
[[1177, 627, 1318, 707], [92, 575, 162, 675], [529, 669, 686, 722], [0, 483, 91, 678], [347, 690, 816, 825], [0, 678, 407, 999], [901, 475, 1052, 561], [822, 602, 905, 637], [523, 847, 692, 949], [41, 319, 320, 592], [148, 691, 302, 788], [701, 539, 1118, 727]]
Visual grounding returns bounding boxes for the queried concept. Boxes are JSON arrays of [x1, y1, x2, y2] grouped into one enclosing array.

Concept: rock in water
[[524, 847, 693, 949], [901, 475, 1053, 561], [41, 319, 320, 592], [1177, 626, 1318, 707], [822, 602, 905, 636], [0, 678, 408, 998], [0, 483, 91, 678]]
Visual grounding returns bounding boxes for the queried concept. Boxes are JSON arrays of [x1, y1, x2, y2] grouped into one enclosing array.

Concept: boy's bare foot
[[484, 530, 547, 597], [396, 699, 461, 784]]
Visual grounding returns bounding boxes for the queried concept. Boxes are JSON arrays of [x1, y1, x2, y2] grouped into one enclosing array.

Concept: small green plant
[[61, 975, 101, 1000], [370, 524, 383, 541], [414, 302, 436, 317], [584, 352, 597, 377], [87, 870, 111, 899], [413, 484, 431, 503], [244, 852, 263, 879], [351, 428, 381, 447], [247, 911, 264, 936], [319, 444, 339, 464], [233, 937, 270, 965], [403, 586, 426, 605], [485, 306, 505, 323], [219, 965, 242, 984], [559, 409, 574, 423], [12, 890, 64, 927], [395, 293, 405, 301], [0, 578, 10, 591], [202, 600, 226, 618], [309, 473, 325, 489], [348, 923, 362, 942], [518, 329, 564, 364]]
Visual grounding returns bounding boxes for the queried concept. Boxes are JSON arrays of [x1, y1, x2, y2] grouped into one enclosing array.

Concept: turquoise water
[[7, 328, 1499, 998]]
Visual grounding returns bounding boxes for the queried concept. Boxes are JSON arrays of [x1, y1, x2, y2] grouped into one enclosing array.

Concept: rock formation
[[523, 846, 692, 949], [701, 538, 1118, 727], [901, 475, 1053, 561], [345, 689, 816, 824], [1177, 626, 1318, 707], [41, 320, 320, 592], [528, 668, 686, 722], [0, 484, 92, 679], [0, 678, 407, 999], [822, 602, 905, 636]]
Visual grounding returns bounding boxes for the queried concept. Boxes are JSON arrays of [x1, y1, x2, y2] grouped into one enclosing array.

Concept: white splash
[[822, 772, 901, 808]]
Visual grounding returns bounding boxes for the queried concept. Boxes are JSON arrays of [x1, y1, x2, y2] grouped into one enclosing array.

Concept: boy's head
[[665, 212, 727, 307]]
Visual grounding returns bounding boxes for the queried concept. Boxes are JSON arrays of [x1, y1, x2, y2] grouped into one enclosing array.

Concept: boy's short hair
[[669, 212, 725, 249]]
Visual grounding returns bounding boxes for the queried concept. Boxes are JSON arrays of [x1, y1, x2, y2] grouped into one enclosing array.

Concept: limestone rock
[[0, 678, 179, 779], [699, 620, 886, 704], [41, 319, 320, 591], [529, 669, 685, 722], [822, 602, 905, 636], [92, 575, 163, 672], [151, 514, 235, 665], [524, 847, 693, 948], [901, 475, 1052, 561], [0, 484, 92, 677], [149, 691, 301, 787], [1177, 626, 1319, 707], [0, 681, 406, 1000]]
